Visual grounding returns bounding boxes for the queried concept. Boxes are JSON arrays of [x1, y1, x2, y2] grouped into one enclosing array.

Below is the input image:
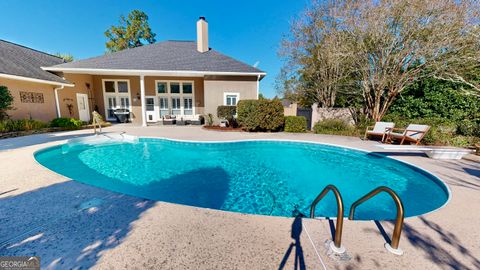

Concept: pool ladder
[[309, 185, 405, 255]]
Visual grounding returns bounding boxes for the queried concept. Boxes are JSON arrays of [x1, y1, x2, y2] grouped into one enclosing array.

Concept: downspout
[[256, 74, 260, 99], [54, 85, 64, 118]]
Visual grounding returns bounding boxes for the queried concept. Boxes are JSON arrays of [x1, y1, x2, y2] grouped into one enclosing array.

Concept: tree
[[54, 53, 74, 62], [0, 85, 14, 120], [105, 10, 156, 52], [280, 0, 480, 120], [279, 1, 354, 108]]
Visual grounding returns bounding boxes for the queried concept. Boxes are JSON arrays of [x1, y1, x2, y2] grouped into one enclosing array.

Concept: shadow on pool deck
[[0, 180, 155, 269], [0, 132, 91, 151], [278, 216, 306, 270], [364, 219, 480, 270], [0, 165, 231, 269]]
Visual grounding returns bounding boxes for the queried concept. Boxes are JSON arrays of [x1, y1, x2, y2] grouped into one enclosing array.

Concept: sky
[[0, 0, 309, 98]]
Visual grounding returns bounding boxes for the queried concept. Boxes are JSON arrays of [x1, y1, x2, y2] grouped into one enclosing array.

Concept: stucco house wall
[[203, 79, 258, 119], [59, 74, 93, 119], [1, 78, 57, 122]]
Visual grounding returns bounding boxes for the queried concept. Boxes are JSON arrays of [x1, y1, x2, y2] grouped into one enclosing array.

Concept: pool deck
[[0, 124, 479, 270]]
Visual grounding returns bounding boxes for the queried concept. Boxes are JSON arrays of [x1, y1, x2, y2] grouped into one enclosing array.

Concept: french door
[[105, 95, 130, 121]]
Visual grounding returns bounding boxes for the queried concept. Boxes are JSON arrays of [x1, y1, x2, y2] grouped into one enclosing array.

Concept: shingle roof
[[47, 41, 265, 74], [0, 40, 69, 84]]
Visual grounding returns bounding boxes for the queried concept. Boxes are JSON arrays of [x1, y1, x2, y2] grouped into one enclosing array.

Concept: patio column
[[140, 75, 147, 127]]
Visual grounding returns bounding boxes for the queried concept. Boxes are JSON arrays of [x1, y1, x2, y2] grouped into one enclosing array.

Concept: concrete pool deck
[[0, 124, 479, 269]]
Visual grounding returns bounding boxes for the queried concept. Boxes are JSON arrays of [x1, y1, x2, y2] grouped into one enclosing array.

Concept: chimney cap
[[199, 16, 206, 21]]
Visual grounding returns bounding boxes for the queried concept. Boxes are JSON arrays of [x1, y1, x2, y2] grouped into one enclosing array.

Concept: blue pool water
[[34, 139, 449, 220]]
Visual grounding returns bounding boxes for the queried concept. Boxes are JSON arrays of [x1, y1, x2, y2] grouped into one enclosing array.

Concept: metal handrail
[[309, 184, 344, 250], [349, 186, 404, 251]]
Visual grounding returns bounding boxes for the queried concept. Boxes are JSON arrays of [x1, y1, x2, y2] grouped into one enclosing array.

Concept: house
[[0, 40, 74, 121], [41, 17, 266, 125]]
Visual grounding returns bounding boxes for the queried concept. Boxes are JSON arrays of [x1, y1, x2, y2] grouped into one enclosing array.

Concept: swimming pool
[[34, 138, 449, 220]]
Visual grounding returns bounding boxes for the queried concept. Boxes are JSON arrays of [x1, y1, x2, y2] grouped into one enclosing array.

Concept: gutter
[[0, 73, 74, 87], [40, 67, 266, 77]]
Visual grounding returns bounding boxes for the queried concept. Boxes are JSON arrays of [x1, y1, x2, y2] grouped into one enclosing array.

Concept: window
[[118, 81, 129, 93], [171, 97, 181, 115], [224, 93, 239, 106], [157, 82, 167, 94], [184, 98, 193, 115], [146, 98, 154, 111], [103, 80, 130, 120], [104, 81, 115, 93], [159, 97, 169, 117], [155, 81, 195, 117], [170, 83, 180, 94], [183, 83, 193, 94]]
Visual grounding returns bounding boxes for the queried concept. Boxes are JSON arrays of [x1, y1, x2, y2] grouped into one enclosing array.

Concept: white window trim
[[155, 80, 195, 118], [224, 92, 240, 106], [102, 79, 131, 120]]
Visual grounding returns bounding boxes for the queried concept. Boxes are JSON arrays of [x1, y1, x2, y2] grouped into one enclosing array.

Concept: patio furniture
[[162, 115, 176, 125], [387, 124, 430, 145], [364, 122, 395, 142], [176, 118, 187, 125], [113, 109, 130, 123], [186, 115, 204, 125], [375, 145, 474, 160]]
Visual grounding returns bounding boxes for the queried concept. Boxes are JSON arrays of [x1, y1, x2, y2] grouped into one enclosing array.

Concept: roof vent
[[197, 17, 209, 53]]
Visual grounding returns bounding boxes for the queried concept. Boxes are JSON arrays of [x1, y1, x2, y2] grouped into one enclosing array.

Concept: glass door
[[106, 96, 117, 120], [145, 96, 157, 122]]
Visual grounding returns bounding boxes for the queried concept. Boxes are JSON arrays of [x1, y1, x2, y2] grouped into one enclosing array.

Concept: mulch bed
[[202, 125, 244, 132]]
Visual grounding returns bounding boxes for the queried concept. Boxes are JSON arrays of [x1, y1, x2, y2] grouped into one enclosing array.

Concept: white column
[[256, 74, 260, 99], [140, 75, 147, 127]]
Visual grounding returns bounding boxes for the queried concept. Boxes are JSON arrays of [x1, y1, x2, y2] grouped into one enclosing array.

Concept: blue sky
[[0, 0, 309, 97]]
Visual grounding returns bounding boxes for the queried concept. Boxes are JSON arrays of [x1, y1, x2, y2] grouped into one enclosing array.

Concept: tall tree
[[279, 1, 354, 108], [280, 0, 480, 120], [105, 10, 156, 52]]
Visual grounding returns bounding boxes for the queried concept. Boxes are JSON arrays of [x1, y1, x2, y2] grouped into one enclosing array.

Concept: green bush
[[0, 119, 48, 133], [0, 85, 14, 120], [313, 119, 358, 136], [217, 106, 236, 119], [284, 116, 307, 133], [237, 99, 284, 132], [50, 118, 83, 129], [388, 78, 480, 121], [456, 120, 480, 137]]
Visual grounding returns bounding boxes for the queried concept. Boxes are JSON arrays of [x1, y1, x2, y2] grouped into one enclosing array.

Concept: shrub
[[205, 113, 214, 126], [217, 106, 236, 119], [284, 116, 307, 133], [456, 120, 480, 137], [217, 105, 237, 127], [313, 119, 358, 136], [0, 85, 14, 120], [0, 119, 47, 133], [50, 117, 83, 129], [237, 99, 284, 132]]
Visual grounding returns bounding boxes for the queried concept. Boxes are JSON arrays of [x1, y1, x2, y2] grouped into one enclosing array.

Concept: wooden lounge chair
[[364, 122, 395, 142], [387, 124, 430, 145]]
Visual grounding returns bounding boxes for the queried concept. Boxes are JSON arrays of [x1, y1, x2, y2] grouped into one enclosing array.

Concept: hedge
[[50, 118, 83, 129], [284, 116, 307, 133], [237, 99, 284, 132], [217, 105, 236, 120]]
